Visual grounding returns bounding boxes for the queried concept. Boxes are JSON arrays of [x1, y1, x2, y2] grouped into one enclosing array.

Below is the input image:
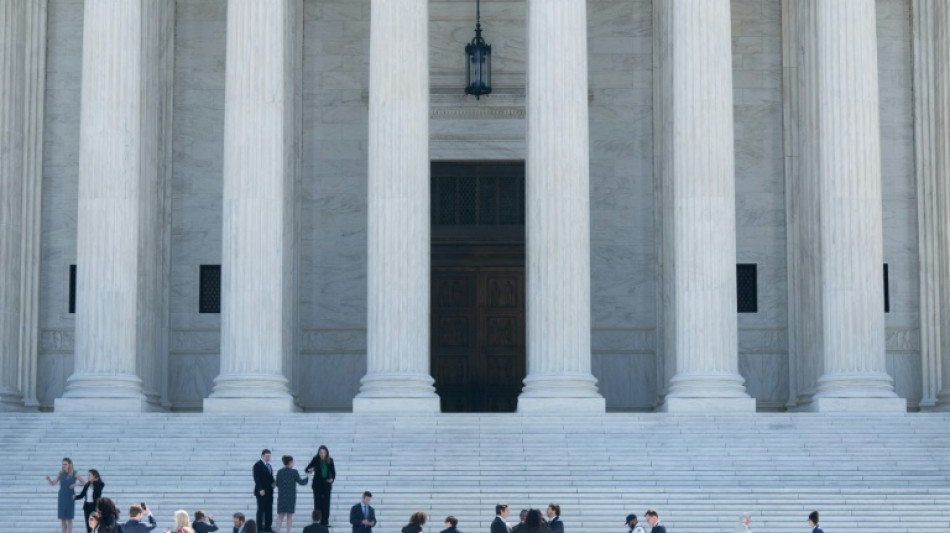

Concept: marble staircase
[[2, 413, 949, 533]]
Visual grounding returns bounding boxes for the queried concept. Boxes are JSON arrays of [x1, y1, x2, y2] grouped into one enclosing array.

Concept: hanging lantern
[[465, 0, 492, 99]]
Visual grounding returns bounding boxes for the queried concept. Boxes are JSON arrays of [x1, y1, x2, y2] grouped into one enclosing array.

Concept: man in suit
[[509, 510, 528, 533], [192, 510, 219, 533], [349, 491, 377, 533], [253, 449, 276, 533], [545, 504, 563, 533], [303, 510, 329, 533], [490, 503, 510, 533], [232, 512, 246, 533], [644, 509, 665, 533], [122, 504, 157, 533]]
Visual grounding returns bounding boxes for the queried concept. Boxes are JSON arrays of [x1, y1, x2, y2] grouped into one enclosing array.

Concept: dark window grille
[[68, 265, 77, 314], [884, 263, 889, 313], [199, 265, 221, 314], [432, 165, 525, 226], [736, 263, 757, 313]]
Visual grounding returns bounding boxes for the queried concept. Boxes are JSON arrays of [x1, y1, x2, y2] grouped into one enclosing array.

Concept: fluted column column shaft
[[0, 0, 45, 411], [653, 0, 753, 412], [928, 1, 950, 410], [58, 0, 172, 412], [205, 0, 300, 412], [810, 1, 900, 408], [353, 0, 439, 413], [0, 0, 26, 408], [517, 0, 604, 413]]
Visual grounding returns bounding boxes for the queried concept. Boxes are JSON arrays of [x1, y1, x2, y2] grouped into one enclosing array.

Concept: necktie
[[266, 463, 272, 476], [363, 505, 367, 518]]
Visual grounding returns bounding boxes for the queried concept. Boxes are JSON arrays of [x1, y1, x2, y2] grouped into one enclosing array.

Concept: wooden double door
[[431, 261, 525, 412]]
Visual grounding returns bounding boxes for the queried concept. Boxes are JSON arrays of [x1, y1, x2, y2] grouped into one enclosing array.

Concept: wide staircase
[[2, 413, 949, 533]]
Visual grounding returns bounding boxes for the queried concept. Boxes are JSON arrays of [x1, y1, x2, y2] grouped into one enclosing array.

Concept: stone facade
[[2, 0, 937, 412]]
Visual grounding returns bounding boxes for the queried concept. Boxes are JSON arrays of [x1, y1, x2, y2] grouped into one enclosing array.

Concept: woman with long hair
[[174, 509, 196, 533], [46, 457, 84, 533], [401, 512, 427, 533], [522, 509, 545, 533], [95, 497, 120, 533], [87, 511, 102, 533], [74, 469, 104, 533], [304, 445, 335, 526]]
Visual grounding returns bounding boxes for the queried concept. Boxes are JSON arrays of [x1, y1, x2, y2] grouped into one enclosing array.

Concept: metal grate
[[737, 264, 757, 313], [199, 265, 221, 314], [432, 163, 525, 226]]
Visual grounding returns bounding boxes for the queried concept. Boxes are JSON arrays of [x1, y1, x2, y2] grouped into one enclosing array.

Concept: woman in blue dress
[[46, 457, 84, 533]]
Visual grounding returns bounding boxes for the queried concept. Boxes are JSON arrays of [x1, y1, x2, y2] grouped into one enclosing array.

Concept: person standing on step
[[644, 509, 665, 533], [510, 510, 528, 533], [275, 455, 308, 533], [491, 503, 510, 533], [545, 504, 562, 533], [400, 512, 427, 533], [74, 469, 104, 533], [232, 513, 246, 533], [440, 515, 463, 533], [253, 449, 277, 533], [121, 503, 157, 533], [192, 510, 219, 533], [349, 491, 376, 533], [733, 512, 751, 533], [47, 457, 84, 533], [303, 510, 329, 533], [305, 445, 336, 526], [625, 514, 645, 533], [807, 511, 823, 533]]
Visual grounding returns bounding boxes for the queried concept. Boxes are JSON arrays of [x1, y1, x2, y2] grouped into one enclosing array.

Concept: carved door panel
[[431, 270, 479, 412], [431, 267, 525, 412]]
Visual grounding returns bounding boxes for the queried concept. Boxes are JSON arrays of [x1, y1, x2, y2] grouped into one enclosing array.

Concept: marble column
[[652, 0, 754, 412], [56, 0, 173, 412], [353, 0, 439, 413], [204, 0, 301, 412], [517, 0, 604, 413], [782, 0, 825, 409], [917, 1, 950, 411], [805, 0, 903, 411], [0, 1, 26, 410]]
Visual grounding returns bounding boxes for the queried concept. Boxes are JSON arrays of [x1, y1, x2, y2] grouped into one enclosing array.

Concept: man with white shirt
[[253, 450, 276, 533], [490, 503, 509, 533], [545, 504, 563, 533]]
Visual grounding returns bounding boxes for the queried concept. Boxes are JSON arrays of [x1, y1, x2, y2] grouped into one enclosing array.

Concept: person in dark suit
[[509, 510, 528, 533], [544, 504, 562, 533], [302, 510, 329, 533], [121, 504, 157, 533], [75, 469, 105, 533], [253, 449, 276, 533], [808, 510, 823, 533], [192, 510, 218, 533], [644, 509, 665, 533], [304, 445, 336, 526], [490, 503, 510, 533], [439, 515, 462, 533], [231, 513, 246, 533], [349, 491, 377, 533]]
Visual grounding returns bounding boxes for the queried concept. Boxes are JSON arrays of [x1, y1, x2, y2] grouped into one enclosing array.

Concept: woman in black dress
[[304, 445, 335, 526], [74, 469, 104, 533]]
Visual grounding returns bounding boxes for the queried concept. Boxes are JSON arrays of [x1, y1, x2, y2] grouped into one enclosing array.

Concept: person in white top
[[625, 514, 645, 533]]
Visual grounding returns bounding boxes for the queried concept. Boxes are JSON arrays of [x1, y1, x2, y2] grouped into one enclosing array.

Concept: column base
[[204, 396, 299, 413], [517, 372, 605, 412], [55, 397, 155, 413], [799, 397, 907, 413], [657, 396, 756, 413], [0, 387, 24, 411], [352, 372, 441, 413]]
